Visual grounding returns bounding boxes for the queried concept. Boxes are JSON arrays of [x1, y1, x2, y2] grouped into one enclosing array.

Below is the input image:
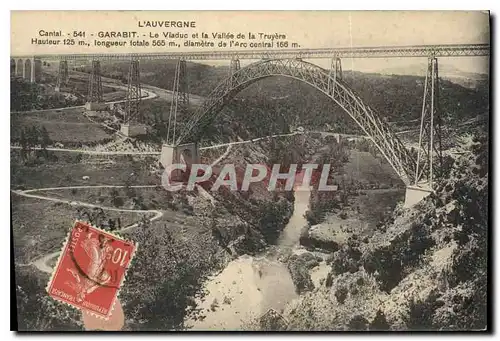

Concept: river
[[185, 187, 311, 330]]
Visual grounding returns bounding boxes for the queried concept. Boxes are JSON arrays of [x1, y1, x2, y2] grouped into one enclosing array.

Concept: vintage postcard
[[11, 11, 490, 331]]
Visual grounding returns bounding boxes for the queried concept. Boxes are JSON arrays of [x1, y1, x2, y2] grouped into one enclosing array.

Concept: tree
[[121, 221, 221, 330], [91, 208, 106, 227], [19, 128, 28, 160], [132, 195, 145, 210], [108, 218, 116, 231], [110, 189, 124, 207], [40, 126, 51, 158], [26, 126, 39, 150], [15, 266, 82, 330]]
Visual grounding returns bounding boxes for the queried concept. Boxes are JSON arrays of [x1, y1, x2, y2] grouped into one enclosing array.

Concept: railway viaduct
[[11, 44, 490, 207]]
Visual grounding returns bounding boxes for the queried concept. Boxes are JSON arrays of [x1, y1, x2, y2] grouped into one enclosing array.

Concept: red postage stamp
[[46, 221, 137, 320]]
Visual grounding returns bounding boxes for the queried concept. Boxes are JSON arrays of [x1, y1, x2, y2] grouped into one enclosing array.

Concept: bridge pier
[[119, 60, 144, 135], [174, 59, 190, 112], [160, 143, 200, 183], [33, 59, 42, 83], [22, 59, 29, 82], [404, 185, 432, 208], [119, 60, 146, 137], [229, 58, 241, 75], [119, 123, 147, 137], [55, 60, 69, 92], [228, 58, 241, 87], [165, 59, 190, 145], [124, 60, 142, 121], [20, 58, 42, 83], [160, 142, 199, 168], [85, 60, 105, 110], [414, 56, 442, 190], [328, 57, 342, 95], [15, 59, 23, 77]]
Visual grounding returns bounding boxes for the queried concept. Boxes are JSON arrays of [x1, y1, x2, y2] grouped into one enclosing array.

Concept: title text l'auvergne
[[137, 20, 196, 28]]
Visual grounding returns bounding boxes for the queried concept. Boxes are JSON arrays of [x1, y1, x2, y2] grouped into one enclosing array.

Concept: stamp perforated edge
[[45, 219, 139, 321]]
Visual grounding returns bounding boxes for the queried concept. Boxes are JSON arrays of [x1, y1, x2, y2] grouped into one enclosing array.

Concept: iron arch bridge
[[176, 58, 418, 186]]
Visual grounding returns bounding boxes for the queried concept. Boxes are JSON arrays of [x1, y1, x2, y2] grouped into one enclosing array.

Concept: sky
[[11, 11, 490, 75]]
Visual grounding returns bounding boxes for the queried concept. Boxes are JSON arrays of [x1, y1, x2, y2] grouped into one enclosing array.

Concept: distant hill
[[78, 60, 228, 97], [380, 63, 489, 89]]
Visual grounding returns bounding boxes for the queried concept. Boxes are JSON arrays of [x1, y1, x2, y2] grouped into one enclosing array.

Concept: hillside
[[279, 131, 488, 331], [380, 63, 489, 90]]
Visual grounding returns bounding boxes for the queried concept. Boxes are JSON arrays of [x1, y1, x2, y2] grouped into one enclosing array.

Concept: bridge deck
[[12, 43, 489, 61]]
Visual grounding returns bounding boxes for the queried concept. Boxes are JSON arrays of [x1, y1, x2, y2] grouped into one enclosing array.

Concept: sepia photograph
[[9, 10, 490, 331]]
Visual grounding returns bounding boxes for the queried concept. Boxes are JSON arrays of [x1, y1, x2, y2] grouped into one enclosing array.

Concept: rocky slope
[[279, 132, 488, 331]]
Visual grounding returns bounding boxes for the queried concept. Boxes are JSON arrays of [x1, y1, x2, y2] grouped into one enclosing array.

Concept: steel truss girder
[[177, 58, 417, 185], [87, 60, 103, 103], [56, 60, 69, 88], [415, 57, 442, 188], [24, 43, 489, 61], [125, 60, 142, 123]]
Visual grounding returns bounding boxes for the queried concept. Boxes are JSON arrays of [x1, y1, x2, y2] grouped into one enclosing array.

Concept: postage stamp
[[46, 220, 137, 320]]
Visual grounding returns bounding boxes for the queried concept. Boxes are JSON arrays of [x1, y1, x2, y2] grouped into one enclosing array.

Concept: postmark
[[46, 220, 137, 320]]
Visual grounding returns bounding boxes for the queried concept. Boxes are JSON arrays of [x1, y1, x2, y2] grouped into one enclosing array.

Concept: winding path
[[11, 68, 303, 275], [14, 129, 289, 274], [11, 77, 158, 115], [12, 73, 168, 274], [14, 185, 164, 232], [10, 132, 301, 155], [13, 185, 164, 274]]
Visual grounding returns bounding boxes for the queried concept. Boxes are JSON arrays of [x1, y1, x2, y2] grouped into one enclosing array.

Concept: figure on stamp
[[65, 232, 113, 303]]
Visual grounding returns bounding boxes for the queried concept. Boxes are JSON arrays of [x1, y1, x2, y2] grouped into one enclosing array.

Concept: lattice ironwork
[[166, 59, 190, 145], [415, 57, 443, 188], [124, 60, 142, 123], [176, 58, 418, 185], [56, 60, 69, 89], [21, 43, 489, 61], [87, 60, 103, 103], [228, 58, 241, 87], [229, 58, 241, 74], [328, 57, 342, 95]]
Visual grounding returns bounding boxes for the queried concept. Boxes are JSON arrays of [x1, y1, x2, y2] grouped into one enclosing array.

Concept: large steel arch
[[177, 58, 417, 185]]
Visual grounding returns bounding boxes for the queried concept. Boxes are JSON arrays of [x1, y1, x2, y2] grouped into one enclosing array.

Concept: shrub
[[347, 315, 369, 330], [335, 287, 348, 304], [369, 310, 391, 330], [14, 267, 82, 331], [287, 254, 316, 294]]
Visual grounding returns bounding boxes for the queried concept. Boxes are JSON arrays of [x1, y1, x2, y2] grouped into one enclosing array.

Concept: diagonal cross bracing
[[176, 58, 418, 185]]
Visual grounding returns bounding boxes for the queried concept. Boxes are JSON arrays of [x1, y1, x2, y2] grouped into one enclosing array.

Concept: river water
[[185, 188, 311, 330]]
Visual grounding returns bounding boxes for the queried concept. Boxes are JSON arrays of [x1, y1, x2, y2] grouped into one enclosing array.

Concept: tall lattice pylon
[[327, 57, 342, 96], [415, 56, 443, 189], [229, 58, 241, 74], [56, 60, 68, 89], [228, 58, 241, 87], [125, 60, 142, 123], [166, 59, 190, 145], [87, 60, 103, 103]]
